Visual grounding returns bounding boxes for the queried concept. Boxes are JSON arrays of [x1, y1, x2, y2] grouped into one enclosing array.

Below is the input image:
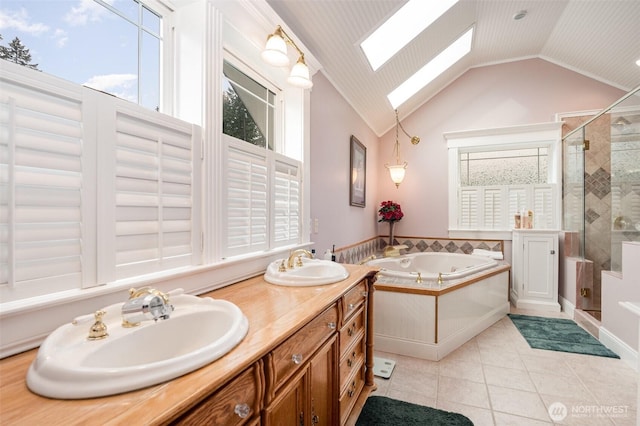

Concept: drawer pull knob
[[234, 403, 250, 418], [361, 291, 368, 297], [347, 358, 353, 367], [347, 325, 355, 336], [348, 303, 355, 310], [327, 322, 336, 330], [292, 353, 303, 364]]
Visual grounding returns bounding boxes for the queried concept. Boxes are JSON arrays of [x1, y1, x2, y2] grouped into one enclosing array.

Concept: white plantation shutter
[[225, 143, 269, 256], [482, 188, 503, 229], [533, 185, 555, 229], [112, 104, 200, 280], [508, 187, 528, 228], [458, 184, 557, 230], [459, 188, 478, 228], [1, 63, 202, 303], [273, 159, 300, 246], [0, 70, 84, 300]]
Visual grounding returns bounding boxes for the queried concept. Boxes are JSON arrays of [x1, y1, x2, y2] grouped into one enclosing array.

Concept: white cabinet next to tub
[[511, 230, 561, 312]]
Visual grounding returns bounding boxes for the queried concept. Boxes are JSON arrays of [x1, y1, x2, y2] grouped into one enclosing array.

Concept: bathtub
[[367, 252, 510, 361], [368, 252, 498, 285]]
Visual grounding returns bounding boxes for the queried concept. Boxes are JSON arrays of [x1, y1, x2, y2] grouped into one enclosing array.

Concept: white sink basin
[[264, 258, 349, 286], [26, 292, 249, 399]]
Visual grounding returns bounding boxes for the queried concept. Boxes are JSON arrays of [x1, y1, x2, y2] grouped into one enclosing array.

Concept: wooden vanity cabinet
[[176, 277, 373, 426], [172, 361, 264, 425], [263, 336, 337, 426], [338, 281, 368, 424]]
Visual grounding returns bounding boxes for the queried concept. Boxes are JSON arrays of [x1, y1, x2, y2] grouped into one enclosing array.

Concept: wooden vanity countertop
[[0, 264, 376, 426]]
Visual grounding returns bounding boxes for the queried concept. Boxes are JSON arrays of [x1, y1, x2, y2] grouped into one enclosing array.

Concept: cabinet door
[[262, 371, 306, 426], [522, 234, 556, 300], [309, 336, 337, 426]]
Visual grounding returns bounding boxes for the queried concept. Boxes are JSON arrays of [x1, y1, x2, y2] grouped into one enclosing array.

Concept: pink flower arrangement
[[378, 200, 404, 222]]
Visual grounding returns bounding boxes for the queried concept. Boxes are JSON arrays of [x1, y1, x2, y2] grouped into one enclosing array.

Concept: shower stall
[[562, 84, 640, 322]]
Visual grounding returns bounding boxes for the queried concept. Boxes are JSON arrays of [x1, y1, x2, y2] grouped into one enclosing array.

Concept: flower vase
[[388, 221, 395, 246]]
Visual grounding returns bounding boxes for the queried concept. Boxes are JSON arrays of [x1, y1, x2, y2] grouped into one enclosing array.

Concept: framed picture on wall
[[350, 135, 366, 207]]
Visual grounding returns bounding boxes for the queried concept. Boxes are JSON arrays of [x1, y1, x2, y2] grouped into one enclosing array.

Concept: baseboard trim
[[599, 326, 638, 372], [559, 296, 575, 317]]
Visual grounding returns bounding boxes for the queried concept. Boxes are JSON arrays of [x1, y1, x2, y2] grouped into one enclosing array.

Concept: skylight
[[387, 27, 474, 109], [361, 0, 459, 71]]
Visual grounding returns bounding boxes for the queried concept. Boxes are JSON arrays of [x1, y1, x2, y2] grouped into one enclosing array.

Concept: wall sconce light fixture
[[262, 25, 313, 89], [386, 109, 420, 188]]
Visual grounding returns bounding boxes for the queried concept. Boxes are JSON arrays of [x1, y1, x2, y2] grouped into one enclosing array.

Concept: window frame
[[445, 122, 563, 240]]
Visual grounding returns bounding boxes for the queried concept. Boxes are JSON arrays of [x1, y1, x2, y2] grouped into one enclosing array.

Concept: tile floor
[[372, 308, 639, 425]]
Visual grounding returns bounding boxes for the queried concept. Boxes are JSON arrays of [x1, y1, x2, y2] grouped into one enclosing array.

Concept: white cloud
[[84, 73, 137, 102], [53, 28, 68, 48], [0, 8, 49, 35], [64, 0, 109, 27]]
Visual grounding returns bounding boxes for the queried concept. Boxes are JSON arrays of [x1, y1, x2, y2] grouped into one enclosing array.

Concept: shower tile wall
[[562, 114, 612, 313]]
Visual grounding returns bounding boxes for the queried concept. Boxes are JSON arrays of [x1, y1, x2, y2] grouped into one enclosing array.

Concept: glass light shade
[[387, 163, 407, 188], [262, 34, 290, 67], [287, 57, 313, 89]]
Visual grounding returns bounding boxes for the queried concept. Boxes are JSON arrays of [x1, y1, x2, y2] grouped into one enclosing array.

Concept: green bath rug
[[356, 396, 473, 426], [508, 314, 619, 358]]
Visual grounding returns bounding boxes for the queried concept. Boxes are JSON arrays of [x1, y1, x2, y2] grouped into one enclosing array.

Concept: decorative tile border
[[335, 236, 504, 265]]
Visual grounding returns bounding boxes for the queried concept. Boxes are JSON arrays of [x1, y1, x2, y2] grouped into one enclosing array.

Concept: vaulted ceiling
[[266, 0, 640, 136]]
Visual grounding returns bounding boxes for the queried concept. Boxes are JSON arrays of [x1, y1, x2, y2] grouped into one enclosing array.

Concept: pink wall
[[376, 58, 624, 239], [309, 72, 380, 254], [311, 58, 625, 251]]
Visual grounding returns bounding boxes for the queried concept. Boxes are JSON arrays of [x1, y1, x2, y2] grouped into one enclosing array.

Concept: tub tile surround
[[335, 237, 503, 265], [373, 307, 638, 426]]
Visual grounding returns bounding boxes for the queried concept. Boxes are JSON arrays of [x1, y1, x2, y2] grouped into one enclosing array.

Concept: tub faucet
[[287, 249, 313, 269], [122, 287, 174, 327]]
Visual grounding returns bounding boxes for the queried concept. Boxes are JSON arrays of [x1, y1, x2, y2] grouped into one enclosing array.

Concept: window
[[0, 62, 201, 302], [221, 59, 302, 258], [223, 61, 275, 149], [446, 123, 562, 236], [0, 0, 169, 111]]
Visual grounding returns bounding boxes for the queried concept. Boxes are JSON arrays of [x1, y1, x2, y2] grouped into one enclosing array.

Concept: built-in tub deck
[[370, 255, 511, 361]]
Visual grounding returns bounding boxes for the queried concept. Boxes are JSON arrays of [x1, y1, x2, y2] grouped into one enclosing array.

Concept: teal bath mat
[[508, 314, 619, 358], [356, 396, 473, 426]]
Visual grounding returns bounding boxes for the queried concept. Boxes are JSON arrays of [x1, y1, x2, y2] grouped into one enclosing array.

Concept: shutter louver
[[459, 188, 478, 228], [533, 186, 554, 229], [1, 78, 83, 299], [482, 188, 502, 229], [114, 108, 195, 279], [274, 159, 300, 246], [225, 145, 268, 256], [508, 187, 527, 229]]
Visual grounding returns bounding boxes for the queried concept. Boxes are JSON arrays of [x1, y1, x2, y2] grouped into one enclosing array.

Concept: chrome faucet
[[121, 287, 174, 327], [287, 249, 313, 269]]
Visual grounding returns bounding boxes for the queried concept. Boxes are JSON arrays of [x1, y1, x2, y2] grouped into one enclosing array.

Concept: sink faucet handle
[[296, 255, 304, 267], [88, 310, 109, 340]]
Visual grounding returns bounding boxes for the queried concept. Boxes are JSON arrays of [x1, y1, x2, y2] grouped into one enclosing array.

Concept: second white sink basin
[[27, 292, 249, 399], [264, 258, 349, 286]]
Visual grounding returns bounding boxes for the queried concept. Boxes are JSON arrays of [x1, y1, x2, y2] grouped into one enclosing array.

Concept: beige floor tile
[[437, 375, 490, 409], [479, 345, 527, 370], [520, 353, 577, 377], [529, 371, 594, 400], [385, 388, 436, 408], [488, 384, 551, 421], [484, 364, 537, 392], [437, 399, 495, 426], [439, 358, 485, 383], [493, 411, 553, 425], [387, 364, 438, 399]]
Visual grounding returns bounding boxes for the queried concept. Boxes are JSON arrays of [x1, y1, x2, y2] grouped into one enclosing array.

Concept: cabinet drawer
[[269, 304, 339, 393], [175, 362, 262, 425], [342, 281, 367, 321], [339, 337, 364, 393], [339, 363, 365, 425], [339, 307, 365, 355]]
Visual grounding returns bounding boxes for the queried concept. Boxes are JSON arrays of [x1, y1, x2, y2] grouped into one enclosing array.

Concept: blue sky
[[0, 0, 159, 105]]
